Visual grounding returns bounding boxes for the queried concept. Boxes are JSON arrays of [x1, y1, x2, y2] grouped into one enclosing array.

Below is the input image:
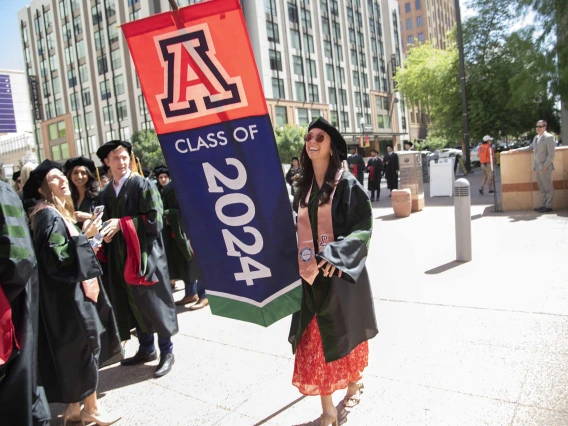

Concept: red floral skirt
[[292, 317, 369, 396]]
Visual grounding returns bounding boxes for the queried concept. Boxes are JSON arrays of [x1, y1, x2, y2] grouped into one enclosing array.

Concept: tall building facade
[[18, 0, 408, 165], [397, 0, 456, 142]]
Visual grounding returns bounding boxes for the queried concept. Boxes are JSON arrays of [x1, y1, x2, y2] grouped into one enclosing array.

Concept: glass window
[[361, 73, 368, 88], [120, 126, 131, 140], [42, 81, 50, 98], [330, 111, 338, 127], [308, 84, 319, 103], [100, 80, 111, 100], [326, 64, 334, 81], [334, 43, 343, 62], [275, 106, 287, 127], [339, 89, 347, 105], [58, 121, 66, 138], [295, 82, 306, 102], [88, 135, 97, 153], [105, 130, 117, 141], [92, 5, 102, 25], [416, 0, 421, 10], [341, 112, 349, 130], [353, 71, 360, 86], [103, 106, 114, 124], [64, 46, 72, 65], [86, 111, 94, 129], [111, 49, 122, 69], [106, 0, 116, 19], [55, 98, 64, 116], [71, 0, 79, 11], [73, 16, 82, 36], [303, 34, 314, 53], [405, 2, 411, 13], [97, 55, 108, 75], [288, 3, 298, 23], [269, 49, 282, 71], [354, 92, 362, 107], [82, 88, 91, 106], [114, 75, 125, 96], [49, 55, 58, 71], [265, 0, 277, 15], [301, 8, 311, 27], [417, 16, 423, 27], [49, 123, 58, 141], [73, 115, 82, 133], [45, 103, 53, 120], [297, 108, 309, 126], [408, 35, 414, 45], [310, 109, 321, 120], [290, 29, 300, 49], [108, 25, 118, 44], [51, 145, 61, 161], [52, 76, 60, 95], [324, 41, 332, 58], [95, 30, 104, 50], [406, 19, 412, 29], [267, 22, 279, 43], [59, 1, 68, 18], [328, 88, 336, 104], [139, 95, 148, 116], [306, 59, 317, 79], [418, 33, 425, 43], [79, 63, 88, 83], [272, 78, 285, 98], [117, 101, 127, 121], [60, 143, 70, 160], [77, 40, 85, 59], [293, 56, 303, 75], [321, 17, 330, 36], [68, 69, 77, 88]]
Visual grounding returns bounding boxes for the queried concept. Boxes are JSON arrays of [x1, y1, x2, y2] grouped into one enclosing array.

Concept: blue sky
[[0, 0, 474, 71]]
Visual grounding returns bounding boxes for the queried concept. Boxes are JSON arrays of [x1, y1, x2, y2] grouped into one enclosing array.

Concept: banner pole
[[168, 0, 179, 11]]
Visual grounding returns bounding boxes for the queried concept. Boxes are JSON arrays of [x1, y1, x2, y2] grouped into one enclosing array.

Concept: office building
[[397, 0, 456, 142], [18, 0, 408, 164]]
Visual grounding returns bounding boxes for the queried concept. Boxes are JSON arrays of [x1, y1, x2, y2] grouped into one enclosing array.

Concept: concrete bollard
[[454, 178, 472, 262]]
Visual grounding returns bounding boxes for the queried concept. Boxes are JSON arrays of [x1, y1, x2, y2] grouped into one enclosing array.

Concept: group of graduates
[[346, 144, 400, 202], [0, 140, 205, 426]]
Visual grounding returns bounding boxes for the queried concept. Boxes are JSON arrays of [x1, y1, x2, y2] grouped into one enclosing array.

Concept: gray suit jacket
[[520, 131, 556, 171]]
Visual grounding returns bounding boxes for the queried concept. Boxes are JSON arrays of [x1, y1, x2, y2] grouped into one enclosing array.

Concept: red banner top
[[122, 0, 268, 135]]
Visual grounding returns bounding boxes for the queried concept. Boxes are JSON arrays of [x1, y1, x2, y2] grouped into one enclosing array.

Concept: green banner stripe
[[0, 243, 30, 260], [1, 223, 28, 238], [1, 204, 24, 218], [207, 285, 302, 327]]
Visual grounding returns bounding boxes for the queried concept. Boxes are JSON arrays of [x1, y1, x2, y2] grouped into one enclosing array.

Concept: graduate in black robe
[[384, 144, 399, 194], [64, 157, 100, 224], [0, 181, 51, 426], [346, 146, 366, 185], [366, 149, 384, 202], [154, 165, 177, 290], [23, 160, 122, 425], [97, 141, 178, 378]]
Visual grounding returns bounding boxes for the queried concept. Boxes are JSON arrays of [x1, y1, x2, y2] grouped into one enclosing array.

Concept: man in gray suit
[[513, 120, 556, 212]]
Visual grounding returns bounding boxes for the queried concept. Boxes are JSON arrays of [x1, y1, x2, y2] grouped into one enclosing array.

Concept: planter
[[392, 188, 412, 218]]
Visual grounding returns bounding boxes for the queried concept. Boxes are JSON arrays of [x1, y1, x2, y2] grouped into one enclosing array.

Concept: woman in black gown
[[23, 160, 122, 426], [64, 157, 100, 225]]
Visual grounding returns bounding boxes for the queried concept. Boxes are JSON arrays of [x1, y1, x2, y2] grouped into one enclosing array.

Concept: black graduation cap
[[22, 160, 62, 200], [64, 156, 96, 174], [405, 141, 414, 148], [98, 165, 109, 175], [12, 171, 21, 182], [96, 140, 132, 162], [153, 165, 169, 177], [142, 167, 151, 178], [308, 117, 348, 160]]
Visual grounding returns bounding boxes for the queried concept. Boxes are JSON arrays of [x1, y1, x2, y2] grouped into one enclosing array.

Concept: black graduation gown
[[74, 196, 97, 222], [98, 174, 178, 341], [366, 157, 384, 192], [33, 208, 122, 403], [162, 182, 200, 284], [347, 154, 366, 185], [289, 171, 378, 362], [0, 182, 51, 426], [384, 152, 399, 190], [285, 167, 302, 196]]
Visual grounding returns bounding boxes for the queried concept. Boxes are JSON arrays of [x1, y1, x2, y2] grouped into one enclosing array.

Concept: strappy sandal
[[320, 410, 338, 426], [343, 381, 365, 409]]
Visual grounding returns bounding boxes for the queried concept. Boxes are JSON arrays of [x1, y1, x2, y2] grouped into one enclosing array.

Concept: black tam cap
[[64, 156, 96, 174], [96, 140, 132, 162], [308, 117, 348, 160], [153, 165, 169, 177], [22, 160, 62, 200], [405, 141, 413, 147], [142, 167, 151, 178], [12, 171, 21, 182]]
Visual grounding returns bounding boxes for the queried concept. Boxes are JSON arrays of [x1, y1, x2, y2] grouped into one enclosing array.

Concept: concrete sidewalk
[[49, 168, 568, 426]]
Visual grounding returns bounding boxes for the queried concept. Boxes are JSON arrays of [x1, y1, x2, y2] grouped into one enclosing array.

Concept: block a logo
[[154, 23, 248, 124]]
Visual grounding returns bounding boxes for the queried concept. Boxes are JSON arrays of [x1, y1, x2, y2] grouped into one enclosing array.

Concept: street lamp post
[[360, 117, 365, 154]]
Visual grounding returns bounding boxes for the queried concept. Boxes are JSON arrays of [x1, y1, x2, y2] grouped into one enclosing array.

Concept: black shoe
[[121, 350, 158, 366], [479, 188, 484, 195], [489, 190, 495, 194], [533, 207, 543, 212], [370, 198, 375, 202], [154, 353, 175, 377], [539, 207, 553, 213]]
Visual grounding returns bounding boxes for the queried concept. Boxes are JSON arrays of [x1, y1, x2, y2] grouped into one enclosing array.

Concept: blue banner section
[[159, 114, 300, 303], [0, 74, 16, 133]]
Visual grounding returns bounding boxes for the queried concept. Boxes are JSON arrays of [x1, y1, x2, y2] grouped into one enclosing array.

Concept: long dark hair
[[66, 167, 99, 203], [294, 142, 342, 209]]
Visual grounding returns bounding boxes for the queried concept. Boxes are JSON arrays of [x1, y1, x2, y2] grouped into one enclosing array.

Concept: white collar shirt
[[113, 171, 131, 196]]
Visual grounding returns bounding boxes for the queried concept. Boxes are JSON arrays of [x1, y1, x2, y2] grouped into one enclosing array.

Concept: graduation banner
[[122, 0, 301, 326]]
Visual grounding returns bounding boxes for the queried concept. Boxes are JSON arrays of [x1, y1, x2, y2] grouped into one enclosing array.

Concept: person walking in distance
[[478, 136, 495, 195], [512, 120, 556, 212], [384, 144, 399, 196], [347, 146, 366, 185], [366, 149, 384, 202]]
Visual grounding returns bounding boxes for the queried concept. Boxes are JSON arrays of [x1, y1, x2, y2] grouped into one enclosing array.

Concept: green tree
[[130, 130, 166, 171], [275, 124, 306, 164]]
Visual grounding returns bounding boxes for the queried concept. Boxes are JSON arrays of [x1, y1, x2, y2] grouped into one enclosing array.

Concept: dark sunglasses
[[536, 125, 545, 128], [304, 132, 325, 143]]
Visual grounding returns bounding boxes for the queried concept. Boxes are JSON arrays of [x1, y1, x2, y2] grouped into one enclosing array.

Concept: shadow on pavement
[[375, 213, 400, 221], [290, 402, 351, 426], [253, 395, 307, 425], [425, 261, 467, 275]]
